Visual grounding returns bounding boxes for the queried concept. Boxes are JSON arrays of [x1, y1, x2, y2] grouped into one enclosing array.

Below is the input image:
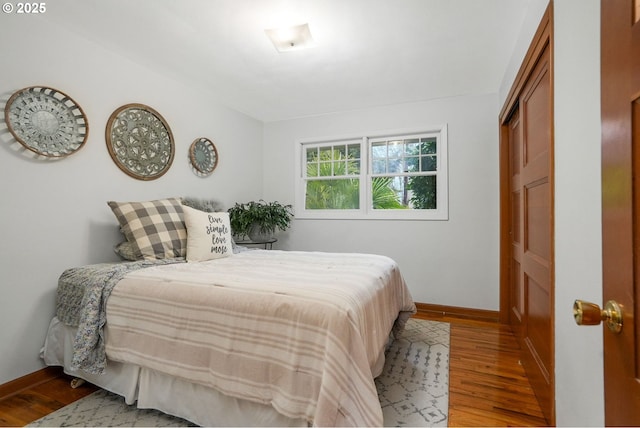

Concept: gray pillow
[[181, 197, 223, 213]]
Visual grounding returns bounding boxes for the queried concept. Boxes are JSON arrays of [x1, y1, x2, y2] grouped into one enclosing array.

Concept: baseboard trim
[[415, 302, 500, 323], [0, 366, 63, 401]]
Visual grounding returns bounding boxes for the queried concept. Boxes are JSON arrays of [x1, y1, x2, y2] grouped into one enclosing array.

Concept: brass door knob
[[573, 300, 623, 333]]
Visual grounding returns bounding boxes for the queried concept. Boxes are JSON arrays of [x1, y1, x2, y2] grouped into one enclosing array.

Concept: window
[[295, 126, 448, 220], [304, 140, 361, 210]]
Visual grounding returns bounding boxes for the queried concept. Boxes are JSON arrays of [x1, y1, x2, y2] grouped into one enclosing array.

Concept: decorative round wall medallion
[[4, 86, 89, 158], [189, 137, 218, 176], [106, 103, 174, 180]]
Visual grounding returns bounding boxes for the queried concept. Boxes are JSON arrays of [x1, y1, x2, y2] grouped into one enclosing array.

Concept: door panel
[[511, 113, 522, 176], [510, 110, 525, 327], [512, 259, 523, 322], [527, 277, 551, 378], [526, 182, 550, 260], [523, 70, 551, 164], [512, 191, 521, 244], [601, 0, 640, 425], [504, 42, 554, 424]]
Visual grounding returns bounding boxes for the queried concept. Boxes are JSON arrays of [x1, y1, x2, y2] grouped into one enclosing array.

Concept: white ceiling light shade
[[265, 23, 315, 52]]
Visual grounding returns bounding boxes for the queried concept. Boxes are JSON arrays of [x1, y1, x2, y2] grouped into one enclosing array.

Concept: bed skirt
[[41, 317, 307, 427]]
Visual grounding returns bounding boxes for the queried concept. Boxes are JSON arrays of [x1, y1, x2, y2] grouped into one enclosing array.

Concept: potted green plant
[[228, 200, 294, 241]]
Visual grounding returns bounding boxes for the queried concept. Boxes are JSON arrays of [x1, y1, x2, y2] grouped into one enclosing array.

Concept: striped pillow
[[108, 198, 186, 260]]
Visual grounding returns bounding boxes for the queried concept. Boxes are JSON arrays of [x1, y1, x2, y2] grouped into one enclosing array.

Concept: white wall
[[499, 0, 605, 425], [553, 0, 604, 425], [263, 93, 500, 309], [0, 15, 264, 385]]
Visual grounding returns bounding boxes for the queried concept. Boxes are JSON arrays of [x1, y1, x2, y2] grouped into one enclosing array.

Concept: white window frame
[[294, 125, 448, 220]]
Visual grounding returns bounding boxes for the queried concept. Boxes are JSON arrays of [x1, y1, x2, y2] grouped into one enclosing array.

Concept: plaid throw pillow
[[108, 198, 186, 260]]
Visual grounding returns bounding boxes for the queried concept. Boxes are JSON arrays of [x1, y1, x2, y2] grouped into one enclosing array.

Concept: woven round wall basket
[[105, 103, 174, 181], [189, 137, 218, 177], [4, 86, 89, 158]]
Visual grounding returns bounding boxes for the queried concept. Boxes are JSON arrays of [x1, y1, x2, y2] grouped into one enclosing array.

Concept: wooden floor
[[0, 315, 547, 427], [0, 369, 98, 427], [414, 312, 547, 426]]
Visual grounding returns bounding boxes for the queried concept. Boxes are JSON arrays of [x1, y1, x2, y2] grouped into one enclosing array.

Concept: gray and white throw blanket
[[56, 258, 185, 374]]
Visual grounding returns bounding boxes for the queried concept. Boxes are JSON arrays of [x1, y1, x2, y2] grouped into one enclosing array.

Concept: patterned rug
[[29, 318, 449, 427]]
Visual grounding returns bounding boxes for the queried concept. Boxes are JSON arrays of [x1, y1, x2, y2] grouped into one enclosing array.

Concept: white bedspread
[[105, 250, 415, 426]]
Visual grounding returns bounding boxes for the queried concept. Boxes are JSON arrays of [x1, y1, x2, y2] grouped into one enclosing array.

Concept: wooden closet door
[[517, 44, 553, 423], [502, 36, 554, 423]]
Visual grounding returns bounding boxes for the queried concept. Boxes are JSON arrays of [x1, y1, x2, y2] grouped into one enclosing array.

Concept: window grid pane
[[405, 157, 419, 172], [306, 143, 361, 179], [420, 155, 437, 172], [368, 135, 439, 210], [405, 140, 420, 156], [305, 178, 360, 209], [421, 138, 437, 154], [371, 142, 387, 159], [370, 136, 438, 177]]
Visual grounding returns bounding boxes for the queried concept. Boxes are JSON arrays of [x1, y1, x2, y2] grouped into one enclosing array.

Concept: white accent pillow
[[182, 205, 233, 262]]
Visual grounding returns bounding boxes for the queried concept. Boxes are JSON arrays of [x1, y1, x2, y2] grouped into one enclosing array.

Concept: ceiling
[[46, 0, 530, 122]]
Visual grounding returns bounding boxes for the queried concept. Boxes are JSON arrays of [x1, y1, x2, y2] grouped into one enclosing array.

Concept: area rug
[[28, 318, 449, 427]]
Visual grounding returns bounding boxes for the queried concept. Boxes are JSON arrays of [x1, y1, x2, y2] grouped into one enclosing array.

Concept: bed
[[40, 198, 416, 427]]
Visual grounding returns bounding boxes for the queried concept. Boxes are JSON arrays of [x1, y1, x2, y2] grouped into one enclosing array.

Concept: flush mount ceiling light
[[265, 23, 314, 52]]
